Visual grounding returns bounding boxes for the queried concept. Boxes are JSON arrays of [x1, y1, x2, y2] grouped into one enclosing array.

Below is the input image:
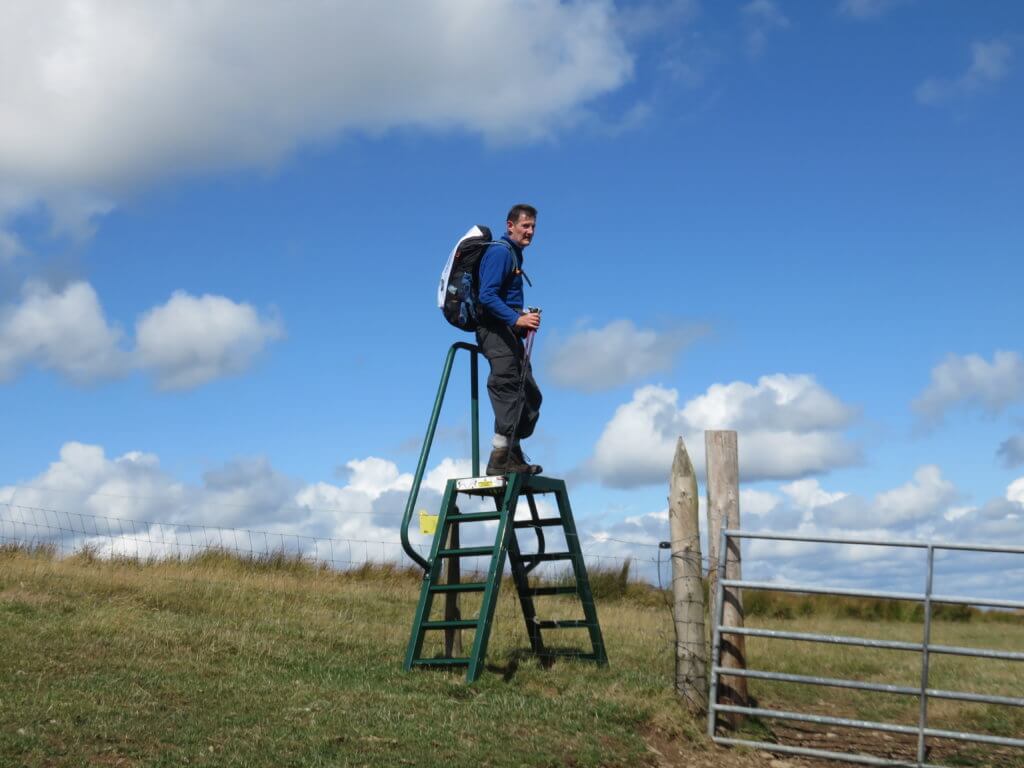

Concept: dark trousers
[[475, 323, 542, 443]]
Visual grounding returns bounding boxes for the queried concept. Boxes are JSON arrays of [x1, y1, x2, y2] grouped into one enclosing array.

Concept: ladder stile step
[[430, 582, 487, 593], [520, 551, 574, 563], [513, 518, 563, 529], [536, 619, 590, 629], [422, 619, 478, 630], [436, 546, 494, 558], [412, 657, 471, 667]]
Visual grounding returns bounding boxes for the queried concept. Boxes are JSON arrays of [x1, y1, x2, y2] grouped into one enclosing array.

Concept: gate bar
[[722, 625, 1024, 661], [724, 529, 1024, 555], [716, 665, 1024, 707]]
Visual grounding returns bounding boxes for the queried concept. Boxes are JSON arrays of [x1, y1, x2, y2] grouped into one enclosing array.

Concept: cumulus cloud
[[780, 478, 847, 513], [545, 319, 707, 392], [913, 350, 1024, 427], [838, 0, 910, 19], [742, 488, 782, 517], [135, 291, 283, 390], [737, 466, 962, 535], [0, 1, 633, 240], [0, 442, 475, 558], [741, 0, 790, 57], [712, 469, 1016, 597], [999, 435, 1024, 468], [575, 462, 1023, 597], [337, 457, 412, 500], [0, 281, 281, 389], [871, 465, 958, 526], [0, 281, 126, 382], [591, 375, 860, 488], [1, 442, 186, 523], [1007, 477, 1024, 505], [916, 39, 1014, 106]]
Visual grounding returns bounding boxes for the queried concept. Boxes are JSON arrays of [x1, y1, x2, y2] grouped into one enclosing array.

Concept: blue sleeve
[[478, 244, 520, 326]]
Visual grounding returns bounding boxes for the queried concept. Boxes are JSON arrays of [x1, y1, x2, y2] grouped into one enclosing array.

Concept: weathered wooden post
[[669, 437, 707, 713], [705, 430, 747, 727], [443, 510, 462, 656]]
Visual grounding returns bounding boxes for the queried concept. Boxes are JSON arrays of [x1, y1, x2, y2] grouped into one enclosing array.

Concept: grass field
[[1, 546, 1022, 767]]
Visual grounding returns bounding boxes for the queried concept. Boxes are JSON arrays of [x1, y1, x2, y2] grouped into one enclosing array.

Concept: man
[[476, 204, 544, 476]]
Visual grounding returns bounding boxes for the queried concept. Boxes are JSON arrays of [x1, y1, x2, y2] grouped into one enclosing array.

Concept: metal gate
[[708, 530, 1024, 767]]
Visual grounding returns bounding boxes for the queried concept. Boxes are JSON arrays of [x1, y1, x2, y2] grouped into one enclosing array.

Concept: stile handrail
[[400, 342, 480, 572]]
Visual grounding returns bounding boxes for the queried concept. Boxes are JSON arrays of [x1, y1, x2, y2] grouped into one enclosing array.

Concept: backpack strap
[[489, 240, 533, 287]]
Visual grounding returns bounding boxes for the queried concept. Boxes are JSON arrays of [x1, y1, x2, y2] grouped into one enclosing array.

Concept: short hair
[[506, 203, 537, 223]]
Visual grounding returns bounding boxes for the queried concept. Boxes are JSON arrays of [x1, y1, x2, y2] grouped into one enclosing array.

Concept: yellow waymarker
[[418, 509, 438, 535]]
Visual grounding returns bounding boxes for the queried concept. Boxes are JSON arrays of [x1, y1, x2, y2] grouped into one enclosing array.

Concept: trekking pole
[[524, 328, 537, 361]]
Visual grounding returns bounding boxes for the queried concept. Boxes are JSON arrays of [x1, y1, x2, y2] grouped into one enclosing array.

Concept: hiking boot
[[511, 445, 543, 475], [486, 446, 538, 476]]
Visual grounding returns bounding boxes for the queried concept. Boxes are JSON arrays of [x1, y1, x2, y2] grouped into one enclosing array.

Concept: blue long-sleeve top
[[477, 235, 526, 327]]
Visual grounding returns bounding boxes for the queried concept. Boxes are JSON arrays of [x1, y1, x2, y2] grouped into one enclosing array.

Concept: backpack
[[437, 226, 517, 331]]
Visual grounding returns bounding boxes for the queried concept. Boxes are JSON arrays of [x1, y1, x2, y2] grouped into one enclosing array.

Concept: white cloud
[[575, 462, 1023, 595], [0, 441, 473, 557], [682, 374, 855, 432], [838, 0, 909, 19], [0, 1, 633, 240], [916, 39, 1014, 106], [913, 350, 1024, 426], [0, 281, 126, 382], [591, 386, 686, 488], [135, 291, 283, 390], [944, 505, 974, 523], [741, 0, 790, 57], [1009, 477, 1024, 506], [0, 442, 186, 523], [741, 488, 782, 517], [780, 478, 847, 510], [591, 375, 860, 488], [546, 319, 707, 392], [341, 457, 412, 501], [424, 458, 473, 495], [873, 465, 957, 525], [0, 282, 282, 390], [748, 466, 959, 532]]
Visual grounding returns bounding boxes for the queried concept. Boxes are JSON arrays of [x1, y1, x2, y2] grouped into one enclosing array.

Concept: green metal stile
[[401, 344, 608, 682], [554, 483, 608, 666], [464, 473, 523, 682]]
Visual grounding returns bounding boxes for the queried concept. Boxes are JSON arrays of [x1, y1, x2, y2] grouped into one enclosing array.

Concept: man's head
[[506, 203, 537, 248]]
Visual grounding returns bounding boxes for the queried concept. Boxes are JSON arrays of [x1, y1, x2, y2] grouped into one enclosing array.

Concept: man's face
[[506, 214, 536, 248]]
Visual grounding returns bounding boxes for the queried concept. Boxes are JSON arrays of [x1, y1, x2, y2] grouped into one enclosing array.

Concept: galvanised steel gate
[[708, 530, 1024, 767]]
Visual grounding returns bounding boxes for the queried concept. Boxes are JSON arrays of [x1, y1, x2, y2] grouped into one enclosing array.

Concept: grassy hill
[[1, 546, 1021, 767]]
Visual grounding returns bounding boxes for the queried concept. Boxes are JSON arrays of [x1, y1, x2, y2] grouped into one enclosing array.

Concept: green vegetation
[[1, 546, 1021, 767]]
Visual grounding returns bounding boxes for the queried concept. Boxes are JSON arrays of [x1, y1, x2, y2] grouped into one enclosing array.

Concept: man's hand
[[515, 312, 541, 331]]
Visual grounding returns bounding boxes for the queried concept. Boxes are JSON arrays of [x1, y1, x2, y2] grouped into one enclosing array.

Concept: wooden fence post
[[705, 430, 747, 728], [669, 437, 707, 713]]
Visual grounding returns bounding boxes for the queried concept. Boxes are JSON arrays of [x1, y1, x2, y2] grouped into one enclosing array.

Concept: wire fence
[[0, 501, 677, 583]]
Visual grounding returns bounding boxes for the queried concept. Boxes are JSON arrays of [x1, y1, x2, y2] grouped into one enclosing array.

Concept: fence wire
[[0, 501, 667, 581]]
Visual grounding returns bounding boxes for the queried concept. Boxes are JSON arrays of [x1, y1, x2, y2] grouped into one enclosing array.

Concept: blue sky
[[1, 1, 1022, 596]]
